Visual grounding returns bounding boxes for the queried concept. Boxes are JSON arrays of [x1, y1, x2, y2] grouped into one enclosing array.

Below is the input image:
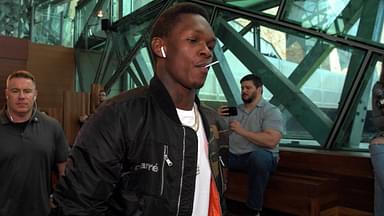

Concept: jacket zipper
[[161, 145, 173, 195], [176, 127, 186, 216]]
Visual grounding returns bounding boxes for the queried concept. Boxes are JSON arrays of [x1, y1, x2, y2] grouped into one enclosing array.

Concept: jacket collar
[[148, 77, 210, 136]]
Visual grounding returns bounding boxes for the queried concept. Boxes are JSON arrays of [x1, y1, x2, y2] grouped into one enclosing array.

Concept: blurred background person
[[370, 59, 384, 216]]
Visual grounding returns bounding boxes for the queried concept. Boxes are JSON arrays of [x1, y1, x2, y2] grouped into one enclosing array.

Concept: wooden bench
[[225, 170, 338, 216]]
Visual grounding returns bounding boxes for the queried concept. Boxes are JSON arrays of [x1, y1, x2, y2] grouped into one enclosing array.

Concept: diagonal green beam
[[269, 41, 334, 105], [75, 0, 107, 48], [216, 18, 333, 144], [126, 66, 144, 87], [132, 52, 153, 86], [288, 42, 334, 88], [332, 0, 365, 34], [94, 31, 114, 84], [331, 0, 384, 149], [212, 44, 242, 106], [226, 0, 280, 12], [104, 0, 174, 91], [270, 0, 364, 106]]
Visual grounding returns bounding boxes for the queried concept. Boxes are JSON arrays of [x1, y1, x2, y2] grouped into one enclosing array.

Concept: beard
[[242, 92, 256, 104]]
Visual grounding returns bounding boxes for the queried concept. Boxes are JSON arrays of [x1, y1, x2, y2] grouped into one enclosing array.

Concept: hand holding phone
[[225, 106, 238, 116], [218, 106, 238, 116]]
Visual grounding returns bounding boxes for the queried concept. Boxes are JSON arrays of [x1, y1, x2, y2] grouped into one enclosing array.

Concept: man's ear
[[151, 37, 166, 58]]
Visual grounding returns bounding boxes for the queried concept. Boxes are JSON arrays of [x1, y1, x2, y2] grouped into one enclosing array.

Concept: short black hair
[[240, 74, 263, 88], [150, 2, 209, 40]]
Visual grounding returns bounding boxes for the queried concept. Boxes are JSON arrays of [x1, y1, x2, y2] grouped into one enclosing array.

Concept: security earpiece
[[160, 46, 166, 58]]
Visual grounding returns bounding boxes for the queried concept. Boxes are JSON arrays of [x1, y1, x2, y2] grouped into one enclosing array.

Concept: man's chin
[[242, 98, 253, 104], [14, 109, 32, 114], [193, 81, 205, 90]]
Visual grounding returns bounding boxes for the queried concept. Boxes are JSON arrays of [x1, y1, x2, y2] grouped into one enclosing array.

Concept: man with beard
[[218, 74, 283, 216]]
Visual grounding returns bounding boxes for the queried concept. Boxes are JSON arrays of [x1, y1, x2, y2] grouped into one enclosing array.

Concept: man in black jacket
[[53, 2, 225, 216]]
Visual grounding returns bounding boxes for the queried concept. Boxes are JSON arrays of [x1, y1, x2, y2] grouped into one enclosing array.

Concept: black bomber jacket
[[53, 77, 226, 216]]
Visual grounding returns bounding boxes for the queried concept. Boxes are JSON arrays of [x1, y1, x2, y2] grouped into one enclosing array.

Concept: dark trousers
[[228, 150, 278, 210]]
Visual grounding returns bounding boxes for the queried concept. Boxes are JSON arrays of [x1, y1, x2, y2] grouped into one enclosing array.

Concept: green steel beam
[[127, 65, 144, 87], [212, 44, 242, 106], [216, 18, 333, 145], [104, 0, 175, 91], [334, 0, 364, 34], [221, 21, 254, 52], [326, 51, 372, 149], [288, 42, 334, 88], [75, 0, 107, 48], [270, 0, 365, 106], [331, 0, 384, 149], [132, 52, 153, 86], [225, 0, 280, 12], [270, 41, 334, 106], [94, 31, 114, 84]]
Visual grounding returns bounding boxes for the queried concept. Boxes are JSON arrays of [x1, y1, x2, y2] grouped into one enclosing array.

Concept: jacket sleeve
[[53, 105, 127, 216]]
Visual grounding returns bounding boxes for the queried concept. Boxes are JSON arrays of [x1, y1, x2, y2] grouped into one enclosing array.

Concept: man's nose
[[200, 44, 212, 58], [18, 92, 26, 98]]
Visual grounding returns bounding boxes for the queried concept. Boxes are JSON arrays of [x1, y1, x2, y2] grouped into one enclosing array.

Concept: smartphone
[[226, 106, 238, 116]]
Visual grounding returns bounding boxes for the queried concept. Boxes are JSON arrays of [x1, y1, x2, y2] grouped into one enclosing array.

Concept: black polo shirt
[[0, 110, 68, 216]]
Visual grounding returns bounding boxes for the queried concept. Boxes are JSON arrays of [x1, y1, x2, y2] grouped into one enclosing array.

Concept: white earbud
[[33, 96, 37, 101], [160, 46, 166, 58], [6, 96, 8, 99], [7, 109, 14, 122]]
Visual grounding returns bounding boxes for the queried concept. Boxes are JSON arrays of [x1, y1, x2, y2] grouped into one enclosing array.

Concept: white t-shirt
[[176, 104, 211, 216]]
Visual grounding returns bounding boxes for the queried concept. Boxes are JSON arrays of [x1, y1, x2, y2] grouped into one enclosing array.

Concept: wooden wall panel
[[63, 91, 90, 146], [27, 42, 75, 109], [0, 36, 29, 107], [39, 107, 64, 125], [0, 37, 78, 146], [278, 148, 374, 213]]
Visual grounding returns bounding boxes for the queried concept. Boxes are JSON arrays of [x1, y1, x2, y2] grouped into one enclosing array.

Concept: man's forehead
[[242, 81, 256, 87], [173, 14, 213, 32], [7, 78, 36, 88]]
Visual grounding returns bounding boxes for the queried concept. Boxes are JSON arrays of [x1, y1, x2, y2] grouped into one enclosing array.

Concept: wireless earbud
[[160, 46, 166, 58]]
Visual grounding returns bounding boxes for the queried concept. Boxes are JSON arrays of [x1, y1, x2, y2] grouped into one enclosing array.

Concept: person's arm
[[230, 121, 281, 149], [54, 122, 69, 175], [56, 161, 67, 176], [53, 106, 126, 215], [230, 106, 283, 149]]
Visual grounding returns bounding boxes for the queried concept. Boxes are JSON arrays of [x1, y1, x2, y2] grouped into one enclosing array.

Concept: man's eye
[[187, 38, 197, 43]]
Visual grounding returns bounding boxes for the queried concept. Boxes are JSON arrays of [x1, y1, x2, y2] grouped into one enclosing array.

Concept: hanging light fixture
[[96, 10, 104, 18]]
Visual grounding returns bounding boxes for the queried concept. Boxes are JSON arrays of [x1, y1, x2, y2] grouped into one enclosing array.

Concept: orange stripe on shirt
[[208, 177, 222, 216]]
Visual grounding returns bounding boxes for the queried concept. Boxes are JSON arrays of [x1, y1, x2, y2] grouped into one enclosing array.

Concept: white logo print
[[134, 162, 159, 173]]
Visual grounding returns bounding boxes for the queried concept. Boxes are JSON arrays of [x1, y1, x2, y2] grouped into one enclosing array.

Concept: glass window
[[282, 0, 384, 47], [33, 2, 74, 47], [122, 0, 155, 17], [212, 11, 367, 147], [335, 56, 383, 150], [206, 0, 281, 17]]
